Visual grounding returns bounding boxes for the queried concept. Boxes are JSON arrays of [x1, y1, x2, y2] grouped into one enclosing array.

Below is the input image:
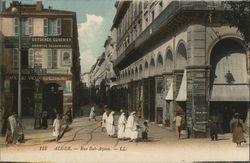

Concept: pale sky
[[4, 0, 116, 73]]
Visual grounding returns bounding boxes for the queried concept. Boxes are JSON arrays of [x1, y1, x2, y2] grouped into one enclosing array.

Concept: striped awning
[[165, 82, 173, 100], [176, 69, 187, 101]]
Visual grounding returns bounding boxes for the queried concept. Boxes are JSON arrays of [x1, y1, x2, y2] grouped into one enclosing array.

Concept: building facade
[[111, 0, 249, 137], [0, 1, 80, 118]]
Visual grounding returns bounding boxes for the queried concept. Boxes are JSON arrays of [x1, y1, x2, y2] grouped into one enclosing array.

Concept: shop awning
[[176, 69, 187, 101], [165, 81, 173, 101], [210, 84, 249, 101]]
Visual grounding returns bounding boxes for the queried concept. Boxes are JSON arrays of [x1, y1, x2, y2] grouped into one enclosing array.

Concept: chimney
[[36, 1, 43, 11]]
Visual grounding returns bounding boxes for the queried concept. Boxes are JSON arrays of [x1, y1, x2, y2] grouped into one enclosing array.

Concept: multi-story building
[[87, 36, 117, 107], [111, 0, 249, 137], [0, 1, 80, 117]]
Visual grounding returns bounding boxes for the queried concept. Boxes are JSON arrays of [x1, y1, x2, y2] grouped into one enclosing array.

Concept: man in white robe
[[102, 109, 109, 132], [89, 105, 96, 121], [124, 111, 139, 142], [118, 112, 127, 139], [106, 111, 115, 137], [8, 113, 18, 144]]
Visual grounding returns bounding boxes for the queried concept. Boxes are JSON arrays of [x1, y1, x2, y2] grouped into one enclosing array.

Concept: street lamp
[[11, 2, 22, 119]]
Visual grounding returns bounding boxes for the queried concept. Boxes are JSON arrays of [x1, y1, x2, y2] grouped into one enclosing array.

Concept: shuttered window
[[13, 48, 19, 68], [28, 18, 33, 35], [28, 49, 34, 68], [48, 49, 57, 69], [44, 18, 61, 36], [44, 18, 48, 36], [14, 18, 32, 36], [57, 18, 62, 35], [47, 49, 52, 68], [14, 18, 18, 36]]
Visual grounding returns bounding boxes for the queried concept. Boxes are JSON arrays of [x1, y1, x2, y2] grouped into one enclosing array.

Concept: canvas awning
[[176, 69, 187, 101], [210, 84, 249, 101], [165, 81, 173, 101]]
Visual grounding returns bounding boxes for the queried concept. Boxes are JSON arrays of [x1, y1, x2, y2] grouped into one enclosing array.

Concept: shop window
[[48, 49, 57, 68], [44, 18, 61, 36]]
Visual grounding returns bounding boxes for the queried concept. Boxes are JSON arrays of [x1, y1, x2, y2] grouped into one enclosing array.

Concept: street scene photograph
[[0, 0, 249, 163]]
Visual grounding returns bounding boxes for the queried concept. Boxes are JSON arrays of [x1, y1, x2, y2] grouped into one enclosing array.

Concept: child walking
[[141, 121, 148, 141]]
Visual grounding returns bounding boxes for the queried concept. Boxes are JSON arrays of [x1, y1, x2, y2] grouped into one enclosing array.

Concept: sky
[[4, 0, 116, 73]]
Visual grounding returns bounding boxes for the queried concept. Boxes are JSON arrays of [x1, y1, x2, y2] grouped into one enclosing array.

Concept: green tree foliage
[[226, 1, 250, 44]]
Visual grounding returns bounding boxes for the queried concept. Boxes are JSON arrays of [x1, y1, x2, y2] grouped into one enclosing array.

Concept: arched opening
[[139, 64, 143, 72], [209, 38, 248, 133], [43, 83, 63, 118], [145, 61, 148, 69], [176, 42, 187, 69], [150, 58, 155, 67], [135, 67, 138, 78], [157, 53, 163, 66], [165, 49, 173, 71]]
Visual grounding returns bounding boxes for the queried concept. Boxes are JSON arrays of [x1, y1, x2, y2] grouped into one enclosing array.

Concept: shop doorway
[[43, 83, 63, 118], [210, 102, 248, 133]]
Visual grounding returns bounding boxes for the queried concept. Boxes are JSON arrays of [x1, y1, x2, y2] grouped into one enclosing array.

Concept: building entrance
[[209, 38, 249, 133], [43, 83, 63, 118]]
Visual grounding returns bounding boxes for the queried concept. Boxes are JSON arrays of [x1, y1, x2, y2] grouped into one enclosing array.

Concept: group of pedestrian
[[101, 108, 149, 142], [207, 112, 246, 147]]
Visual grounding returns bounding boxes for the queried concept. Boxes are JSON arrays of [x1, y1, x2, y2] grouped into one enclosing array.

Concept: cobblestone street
[[0, 105, 249, 163]]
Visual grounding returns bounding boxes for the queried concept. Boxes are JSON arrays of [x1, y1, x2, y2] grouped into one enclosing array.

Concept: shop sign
[[5, 36, 72, 48], [6, 75, 72, 81], [47, 69, 69, 75]]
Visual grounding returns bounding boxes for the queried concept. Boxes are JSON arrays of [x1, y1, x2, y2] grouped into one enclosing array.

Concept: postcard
[[0, 0, 249, 163]]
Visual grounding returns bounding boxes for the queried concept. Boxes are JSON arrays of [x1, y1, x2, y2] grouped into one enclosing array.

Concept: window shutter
[[14, 18, 19, 36], [52, 49, 57, 68], [13, 48, 19, 68], [44, 18, 48, 36], [48, 49, 52, 68], [57, 18, 62, 35], [28, 49, 34, 68], [28, 18, 33, 35]]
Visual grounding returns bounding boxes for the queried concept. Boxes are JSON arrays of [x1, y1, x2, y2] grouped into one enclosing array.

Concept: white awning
[[176, 69, 187, 101], [165, 82, 173, 100], [210, 84, 249, 101]]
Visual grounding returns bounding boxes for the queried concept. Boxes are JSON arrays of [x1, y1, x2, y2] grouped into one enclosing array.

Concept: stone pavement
[[0, 104, 249, 163]]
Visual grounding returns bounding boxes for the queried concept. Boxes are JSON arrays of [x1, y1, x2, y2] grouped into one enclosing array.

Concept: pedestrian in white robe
[[102, 110, 109, 132], [53, 114, 61, 141], [106, 111, 115, 137], [8, 113, 18, 143], [118, 112, 127, 139], [124, 111, 139, 142], [89, 105, 96, 121]]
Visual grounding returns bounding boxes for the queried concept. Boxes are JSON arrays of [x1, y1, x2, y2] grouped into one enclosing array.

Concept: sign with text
[[5, 36, 72, 49]]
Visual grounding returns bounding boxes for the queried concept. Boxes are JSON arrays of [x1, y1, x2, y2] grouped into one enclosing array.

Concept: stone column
[[186, 65, 210, 138]]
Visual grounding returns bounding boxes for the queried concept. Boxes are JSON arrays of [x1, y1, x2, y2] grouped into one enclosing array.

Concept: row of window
[[12, 49, 71, 69], [117, 1, 164, 53], [13, 18, 62, 36]]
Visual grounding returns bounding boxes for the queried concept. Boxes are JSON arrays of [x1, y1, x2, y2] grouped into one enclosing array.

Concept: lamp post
[[11, 2, 22, 119]]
